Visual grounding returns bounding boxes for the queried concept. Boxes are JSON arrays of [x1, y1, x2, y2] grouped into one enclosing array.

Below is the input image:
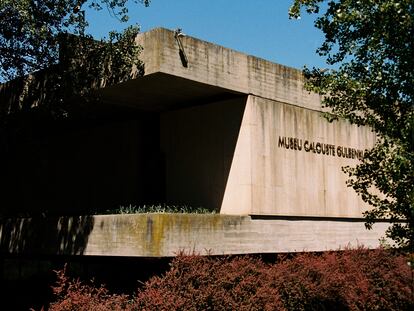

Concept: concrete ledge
[[0, 214, 389, 257]]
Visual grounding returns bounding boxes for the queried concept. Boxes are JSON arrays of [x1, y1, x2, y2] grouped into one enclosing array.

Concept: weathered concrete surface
[[135, 28, 321, 111], [221, 95, 376, 217], [0, 214, 389, 257]]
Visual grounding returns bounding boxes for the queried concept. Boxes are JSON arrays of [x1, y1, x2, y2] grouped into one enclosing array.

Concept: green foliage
[[0, 1, 150, 121], [0, 0, 150, 81], [104, 203, 215, 214], [290, 0, 414, 250]]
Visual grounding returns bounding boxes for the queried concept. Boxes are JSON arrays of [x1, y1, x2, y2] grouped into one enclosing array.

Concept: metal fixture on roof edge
[[174, 28, 188, 68]]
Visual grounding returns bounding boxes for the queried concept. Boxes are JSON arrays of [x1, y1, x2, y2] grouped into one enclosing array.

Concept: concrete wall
[[0, 214, 390, 257], [0, 28, 378, 219], [222, 95, 376, 217], [251, 95, 376, 217], [85, 214, 389, 256], [160, 97, 246, 211], [159, 94, 375, 217]]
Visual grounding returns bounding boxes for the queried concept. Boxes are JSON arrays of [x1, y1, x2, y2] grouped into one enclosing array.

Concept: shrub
[[135, 248, 412, 311], [134, 255, 284, 311], [267, 248, 412, 311], [46, 265, 134, 311], [42, 248, 413, 310]]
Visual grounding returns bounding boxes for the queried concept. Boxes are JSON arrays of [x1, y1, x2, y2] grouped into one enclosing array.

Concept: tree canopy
[[290, 0, 414, 249], [0, 0, 150, 81], [0, 0, 151, 125]]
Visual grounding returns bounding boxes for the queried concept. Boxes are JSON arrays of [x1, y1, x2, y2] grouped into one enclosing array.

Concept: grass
[[103, 204, 215, 215]]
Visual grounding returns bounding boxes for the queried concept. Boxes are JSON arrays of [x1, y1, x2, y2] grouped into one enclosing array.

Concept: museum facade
[[0, 28, 389, 258]]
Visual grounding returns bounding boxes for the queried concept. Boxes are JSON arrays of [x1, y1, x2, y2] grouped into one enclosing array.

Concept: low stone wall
[[0, 214, 390, 257]]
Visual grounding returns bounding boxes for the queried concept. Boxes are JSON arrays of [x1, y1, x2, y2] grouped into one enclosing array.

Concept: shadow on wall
[[0, 216, 94, 256], [161, 96, 247, 212]]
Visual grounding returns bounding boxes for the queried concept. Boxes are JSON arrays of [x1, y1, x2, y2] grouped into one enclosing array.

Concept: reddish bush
[[267, 248, 412, 311], [43, 248, 413, 310], [134, 255, 284, 311], [47, 265, 134, 311]]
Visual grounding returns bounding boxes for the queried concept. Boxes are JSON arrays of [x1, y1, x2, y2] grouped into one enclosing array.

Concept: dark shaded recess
[[97, 71, 244, 112], [0, 255, 172, 311], [0, 104, 165, 217]]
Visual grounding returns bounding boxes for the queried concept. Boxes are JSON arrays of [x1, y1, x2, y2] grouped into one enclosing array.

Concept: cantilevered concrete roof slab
[[99, 27, 321, 111]]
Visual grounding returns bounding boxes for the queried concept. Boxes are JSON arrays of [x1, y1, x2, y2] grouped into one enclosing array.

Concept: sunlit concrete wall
[[0, 28, 388, 259], [221, 95, 376, 217]]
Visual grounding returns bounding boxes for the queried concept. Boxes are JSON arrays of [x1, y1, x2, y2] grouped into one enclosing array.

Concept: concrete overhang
[[133, 28, 321, 111], [98, 27, 322, 112], [98, 72, 243, 112], [91, 27, 325, 113]]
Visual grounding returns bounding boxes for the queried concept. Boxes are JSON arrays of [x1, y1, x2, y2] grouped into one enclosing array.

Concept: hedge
[[45, 247, 413, 311]]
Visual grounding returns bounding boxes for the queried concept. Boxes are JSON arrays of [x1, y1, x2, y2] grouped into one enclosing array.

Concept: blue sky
[[85, 0, 327, 70]]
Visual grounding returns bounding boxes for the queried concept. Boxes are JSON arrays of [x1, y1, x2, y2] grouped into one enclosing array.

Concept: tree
[[0, 0, 150, 117], [290, 0, 414, 250], [0, 0, 150, 80]]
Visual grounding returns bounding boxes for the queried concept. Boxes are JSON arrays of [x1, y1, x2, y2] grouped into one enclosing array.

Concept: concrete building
[[0, 28, 389, 259]]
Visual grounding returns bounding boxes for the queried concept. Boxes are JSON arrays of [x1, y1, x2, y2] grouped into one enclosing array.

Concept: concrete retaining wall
[[0, 214, 389, 257]]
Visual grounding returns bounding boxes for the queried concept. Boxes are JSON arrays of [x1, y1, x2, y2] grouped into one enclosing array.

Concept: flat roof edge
[[136, 28, 322, 110]]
